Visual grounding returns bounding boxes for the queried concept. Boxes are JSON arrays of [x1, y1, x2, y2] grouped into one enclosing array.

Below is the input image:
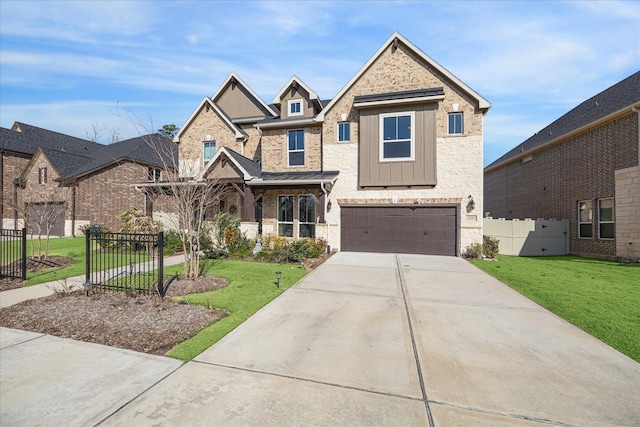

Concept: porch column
[[242, 184, 255, 222]]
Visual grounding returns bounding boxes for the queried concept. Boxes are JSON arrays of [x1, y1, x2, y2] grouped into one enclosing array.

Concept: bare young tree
[[85, 122, 120, 144], [129, 117, 230, 280], [27, 201, 66, 259]]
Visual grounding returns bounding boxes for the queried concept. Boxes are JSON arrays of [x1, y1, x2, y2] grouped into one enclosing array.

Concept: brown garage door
[[341, 206, 457, 256], [27, 203, 66, 237]]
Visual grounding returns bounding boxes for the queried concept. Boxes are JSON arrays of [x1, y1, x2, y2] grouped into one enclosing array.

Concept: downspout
[[633, 106, 640, 167], [71, 185, 76, 237]]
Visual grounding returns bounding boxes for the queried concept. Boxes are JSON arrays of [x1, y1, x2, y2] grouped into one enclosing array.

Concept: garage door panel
[[341, 206, 457, 256]]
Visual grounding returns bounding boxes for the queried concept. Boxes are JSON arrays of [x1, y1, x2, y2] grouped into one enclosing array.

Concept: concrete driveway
[[2, 252, 639, 426]]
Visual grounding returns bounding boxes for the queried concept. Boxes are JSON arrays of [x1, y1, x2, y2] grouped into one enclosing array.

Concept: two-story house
[[1, 123, 175, 235], [168, 32, 490, 256]]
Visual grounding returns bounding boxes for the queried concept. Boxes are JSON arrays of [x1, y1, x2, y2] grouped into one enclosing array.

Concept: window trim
[[288, 99, 303, 117], [298, 194, 316, 238], [38, 167, 47, 184], [203, 140, 216, 166], [598, 198, 615, 240], [148, 167, 162, 182], [379, 111, 415, 162], [277, 194, 294, 237], [448, 112, 464, 135], [287, 129, 305, 167], [577, 200, 593, 239], [337, 122, 351, 143]]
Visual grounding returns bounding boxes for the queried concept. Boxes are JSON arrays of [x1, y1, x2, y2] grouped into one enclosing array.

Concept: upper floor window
[[299, 195, 316, 238], [338, 122, 351, 142], [288, 130, 305, 166], [448, 112, 463, 135], [598, 198, 615, 239], [148, 167, 161, 182], [38, 167, 47, 184], [203, 141, 216, 166], [577, 200, 592, 238], [380, 112, 414, 161], [288, 99, 303, 117]]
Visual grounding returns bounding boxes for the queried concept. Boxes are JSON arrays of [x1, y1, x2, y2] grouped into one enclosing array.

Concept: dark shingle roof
[[486, 71, 640, 169], [1, 123, 100, 156], [354, 88, 445, 103], [258, 171, 340, 182], [39, 148, 93, 179], [58, 134, 177, 180], [224, 147, 262, 177]]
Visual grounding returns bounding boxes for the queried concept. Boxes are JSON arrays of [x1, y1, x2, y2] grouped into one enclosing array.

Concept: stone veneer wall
[[323, 135, 484, 253], [615, 166, 640, 261]]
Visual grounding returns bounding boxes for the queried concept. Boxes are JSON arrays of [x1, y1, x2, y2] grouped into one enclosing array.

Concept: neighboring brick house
[[167, 32, 490, 256], [1, 122, 175, 235], [484, 72, 640, 261]]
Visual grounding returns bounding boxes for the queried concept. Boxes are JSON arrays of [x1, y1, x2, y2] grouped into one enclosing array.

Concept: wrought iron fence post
[[158, 231, 164, 297], [85, 230, 90, 285], [20, 228, 27, 280]]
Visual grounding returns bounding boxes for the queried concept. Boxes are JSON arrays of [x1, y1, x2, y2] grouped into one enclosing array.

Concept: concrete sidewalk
[[2, 252, 639, 426], [0, 255, 185, 308]]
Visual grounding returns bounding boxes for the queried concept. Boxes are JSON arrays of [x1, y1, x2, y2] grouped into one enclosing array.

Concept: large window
[[380, 112, 414, 161], [288, 130, 305, 166], [203, 141, 216, 166], [298, 195, 316, 238], [578, 200, 592, 238], [448, 112, 463, 135], [278, 195, 294, 237], [288, 99, 302, 116], [338, 122, 351, 142], [598, 198, 615, 239]]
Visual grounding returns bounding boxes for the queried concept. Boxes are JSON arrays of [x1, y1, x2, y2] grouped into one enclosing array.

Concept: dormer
[[272, 76, 323, 120]]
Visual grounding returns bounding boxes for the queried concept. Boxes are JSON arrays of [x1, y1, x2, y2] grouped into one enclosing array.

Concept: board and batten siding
[[358, 103, 437, 188]]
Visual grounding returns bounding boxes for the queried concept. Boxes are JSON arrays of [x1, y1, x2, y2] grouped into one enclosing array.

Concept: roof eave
[[354, 95, 445, 109], [485, 102, 640, 173]]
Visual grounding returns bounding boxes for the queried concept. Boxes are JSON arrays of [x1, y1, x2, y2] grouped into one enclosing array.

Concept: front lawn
[[469, 255, 640, 362], [167, 259, 307, 361]]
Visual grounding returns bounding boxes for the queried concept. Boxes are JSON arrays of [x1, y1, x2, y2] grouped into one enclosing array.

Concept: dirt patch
[[0, 275, 228, 356], [0, 256, 74, 292]]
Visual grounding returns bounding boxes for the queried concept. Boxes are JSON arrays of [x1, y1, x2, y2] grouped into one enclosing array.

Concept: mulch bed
[[0, 256, 74, 292], [0, 275, 229, 356]]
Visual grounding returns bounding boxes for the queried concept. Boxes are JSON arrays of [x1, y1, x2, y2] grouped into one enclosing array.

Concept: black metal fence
[[0, 228, 27, 280], [85, 229, 165, 296]]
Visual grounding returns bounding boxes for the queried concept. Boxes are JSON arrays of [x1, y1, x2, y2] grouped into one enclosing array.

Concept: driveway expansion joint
[[395, 255, 435, 427], [191, 360, 425, 403]]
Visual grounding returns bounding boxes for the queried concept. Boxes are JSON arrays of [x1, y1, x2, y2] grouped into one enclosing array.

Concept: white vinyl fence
[[484, 218, 569, 256]]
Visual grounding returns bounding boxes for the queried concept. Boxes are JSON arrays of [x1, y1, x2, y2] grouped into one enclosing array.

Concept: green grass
[[167, 260, 307, 361], [0, 236, 150, 286], [469, 255, 640, 362]]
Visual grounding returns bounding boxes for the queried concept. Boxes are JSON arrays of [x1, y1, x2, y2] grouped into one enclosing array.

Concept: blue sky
[[1, 0, 639, 166]]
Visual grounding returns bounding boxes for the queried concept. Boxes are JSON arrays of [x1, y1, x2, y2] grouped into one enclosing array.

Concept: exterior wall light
[[467, 195, 475, 212]]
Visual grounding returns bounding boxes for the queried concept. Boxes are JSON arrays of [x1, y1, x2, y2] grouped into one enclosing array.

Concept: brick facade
[[1, 151, 30, 227], [260, 125, 322, 172], [484, 112, 639, 258]]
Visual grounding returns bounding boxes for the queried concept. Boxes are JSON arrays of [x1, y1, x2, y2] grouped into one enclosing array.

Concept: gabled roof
[[175, 97, 248, 142], [199, 146, 261, 181], [212, 72, 278, 117], [485, 71, 640, 171], [272, 75, 321, 105], [316, 32, 491, 121], [57, 134, 176, 181], [1, 122, 101, 156]]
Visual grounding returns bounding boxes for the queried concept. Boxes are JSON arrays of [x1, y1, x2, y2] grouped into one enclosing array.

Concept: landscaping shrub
[[465, 242, 483, 259], [483, 235, 500, 259], [163, 231, 183, 255]]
